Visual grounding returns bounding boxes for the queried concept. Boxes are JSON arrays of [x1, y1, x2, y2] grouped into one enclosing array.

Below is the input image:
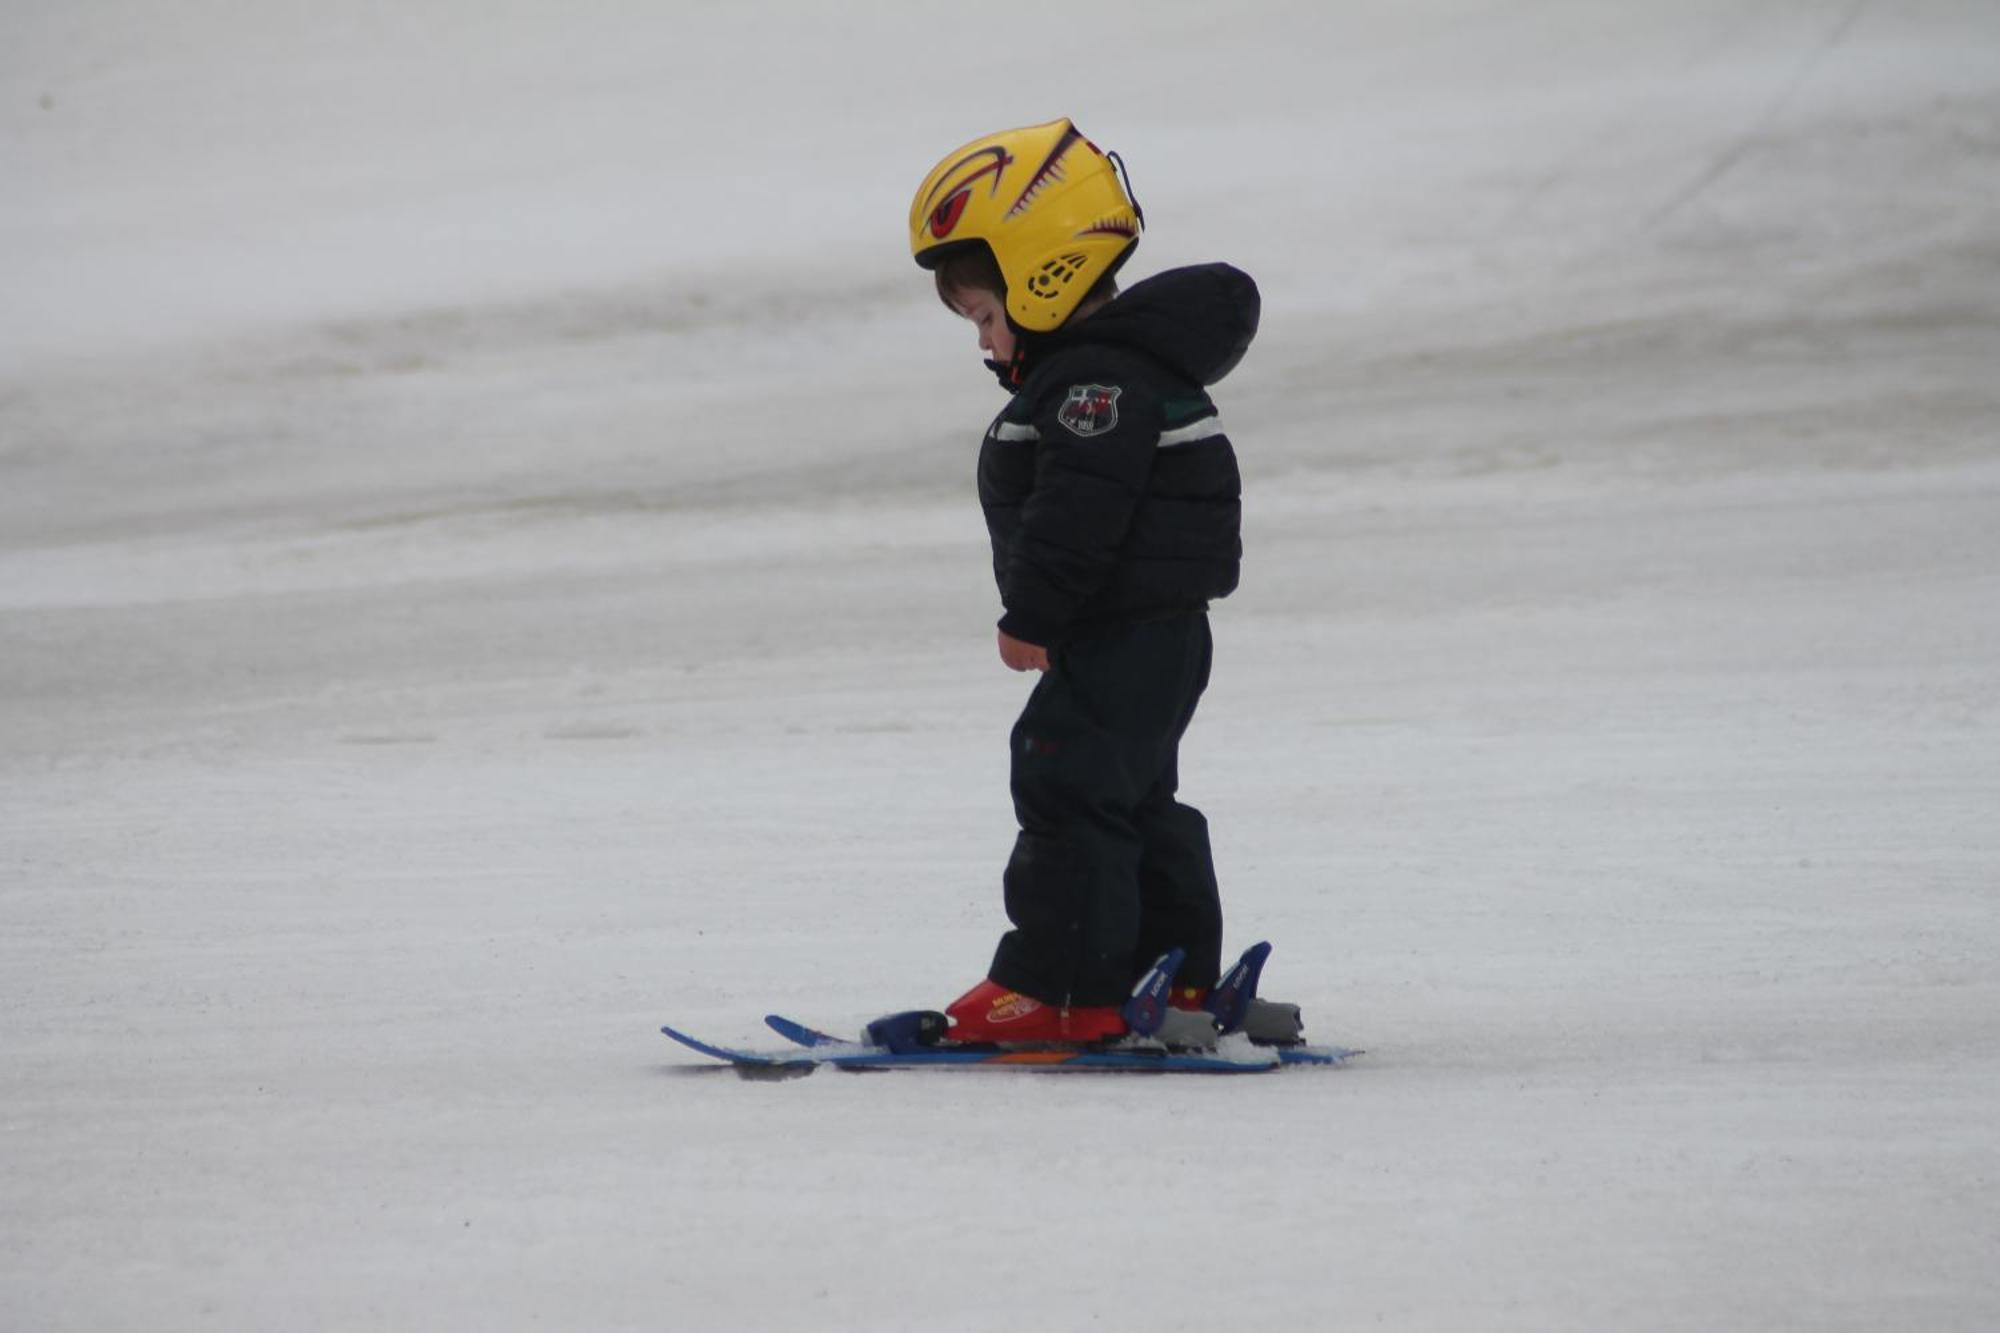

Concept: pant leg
[[990, 663, 1147, 1007], [1131, 615, 1223, 988], [988, 613, 1222, 1007], [1133, 798, 1224, 989]]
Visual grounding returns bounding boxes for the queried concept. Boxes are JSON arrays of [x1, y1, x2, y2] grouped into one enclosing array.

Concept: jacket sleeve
[[996, 370, 1163, 646]]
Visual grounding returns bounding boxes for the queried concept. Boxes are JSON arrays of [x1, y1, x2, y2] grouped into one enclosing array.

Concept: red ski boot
[[945, 979, 1127, 1044]]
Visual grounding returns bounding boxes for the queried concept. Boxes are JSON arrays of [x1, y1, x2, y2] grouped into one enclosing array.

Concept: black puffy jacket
[[978, 263, 1257, 646]]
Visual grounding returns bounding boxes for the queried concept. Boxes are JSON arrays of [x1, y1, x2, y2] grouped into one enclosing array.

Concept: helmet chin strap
[[985, 340, 1033, 392], [986, 317, 1035, 391]]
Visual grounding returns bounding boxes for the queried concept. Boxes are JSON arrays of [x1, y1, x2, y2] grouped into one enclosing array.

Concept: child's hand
[[998, 629, 1050, 673]]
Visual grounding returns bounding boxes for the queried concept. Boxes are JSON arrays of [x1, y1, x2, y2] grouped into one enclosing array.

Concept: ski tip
[[763, 1014, 842, 1047], [661, 1023, 812, 1070], [1277, 1044, 1362, 1067], [660, 1023, 734, 1057]]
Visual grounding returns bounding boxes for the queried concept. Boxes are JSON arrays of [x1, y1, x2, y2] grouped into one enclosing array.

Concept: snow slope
[[4, 2, 1997, 1329]]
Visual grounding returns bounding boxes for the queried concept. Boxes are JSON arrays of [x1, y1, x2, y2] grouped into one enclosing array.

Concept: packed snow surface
[[4, 2, 1998, 1329]]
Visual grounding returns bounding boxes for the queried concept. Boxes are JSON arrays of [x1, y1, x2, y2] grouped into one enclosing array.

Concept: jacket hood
[[1035, 263, 1260, 387]]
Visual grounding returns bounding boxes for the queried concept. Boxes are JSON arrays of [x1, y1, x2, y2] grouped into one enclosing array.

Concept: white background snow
[[4, 1, 1997, 1328]]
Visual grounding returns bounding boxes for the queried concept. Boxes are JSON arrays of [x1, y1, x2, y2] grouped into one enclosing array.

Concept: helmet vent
[[1027, 252, 1090, 300]]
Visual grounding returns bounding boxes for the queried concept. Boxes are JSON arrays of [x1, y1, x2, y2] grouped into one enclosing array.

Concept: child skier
[[909, 118, 1295, 1046]]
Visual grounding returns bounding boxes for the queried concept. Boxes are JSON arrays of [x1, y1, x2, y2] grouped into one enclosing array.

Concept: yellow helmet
[[909, 118, 1143, 333]]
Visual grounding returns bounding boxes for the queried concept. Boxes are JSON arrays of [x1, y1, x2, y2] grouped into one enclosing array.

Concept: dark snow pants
[[988, 612, 1225, 1008]]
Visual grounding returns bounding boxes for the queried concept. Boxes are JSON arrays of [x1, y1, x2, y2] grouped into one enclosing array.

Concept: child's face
[[951, 287, 1016, 365]]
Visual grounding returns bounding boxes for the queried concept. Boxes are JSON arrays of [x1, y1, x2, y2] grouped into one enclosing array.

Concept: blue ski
[[662, 1023, 1282, 1074], [759, 1013, 1358, 1068]]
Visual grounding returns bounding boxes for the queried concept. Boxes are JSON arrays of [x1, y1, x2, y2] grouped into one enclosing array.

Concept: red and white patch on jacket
[[1055, 383, 1122, 438]]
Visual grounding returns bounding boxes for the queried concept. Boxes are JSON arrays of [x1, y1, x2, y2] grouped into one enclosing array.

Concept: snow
[[4, 1, 1998, 1328]]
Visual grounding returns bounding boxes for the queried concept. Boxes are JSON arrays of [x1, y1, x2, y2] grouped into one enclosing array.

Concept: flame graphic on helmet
[[1076, 218, 1139, 239], [922, 146, 1014, 241], [1006, 125, 1082, 220]]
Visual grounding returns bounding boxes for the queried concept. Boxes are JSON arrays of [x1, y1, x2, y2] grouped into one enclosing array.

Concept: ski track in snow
[[3, 2, 1998, 1330]]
